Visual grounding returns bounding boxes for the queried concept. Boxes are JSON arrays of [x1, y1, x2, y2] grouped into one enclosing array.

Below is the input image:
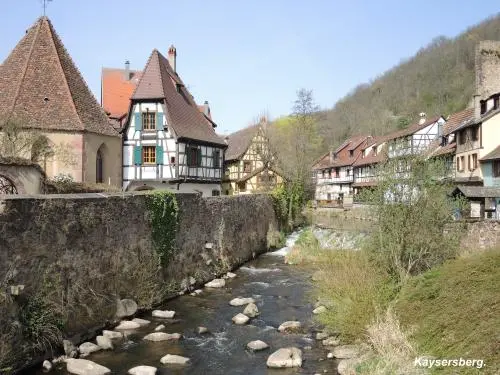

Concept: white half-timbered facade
[[122, 47, 226, 195]]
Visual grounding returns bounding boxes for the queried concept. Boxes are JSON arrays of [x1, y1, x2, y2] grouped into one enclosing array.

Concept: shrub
[[314, 250, 396, 341]]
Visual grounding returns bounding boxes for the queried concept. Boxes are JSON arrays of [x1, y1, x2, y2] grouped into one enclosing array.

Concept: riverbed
[[30, 231, 339, 374]]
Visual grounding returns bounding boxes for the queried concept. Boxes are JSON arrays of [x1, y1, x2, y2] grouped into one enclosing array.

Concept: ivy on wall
[[145, 191, 179, 267]]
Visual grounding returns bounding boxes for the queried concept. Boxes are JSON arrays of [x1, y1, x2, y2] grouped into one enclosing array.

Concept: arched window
[[0, 175, 18, 194], [96, 147, 103, 183]]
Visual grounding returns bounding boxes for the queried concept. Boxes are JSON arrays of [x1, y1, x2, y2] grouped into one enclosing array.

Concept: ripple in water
[[240, 266, 281, 273], [246, 281, 270, 288]]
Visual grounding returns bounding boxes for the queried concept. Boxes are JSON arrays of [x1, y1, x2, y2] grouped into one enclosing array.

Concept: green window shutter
[[133, 145, 142, 165], [156, 112, 164, 130], [156, 145, 164, 164], [134, 113, 142, 131], [197, 148, 202, 166]]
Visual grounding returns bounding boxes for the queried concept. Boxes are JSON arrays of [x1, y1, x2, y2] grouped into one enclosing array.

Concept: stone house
[[0, 17, 121, 187], [121, 48, 227, 195], [223, 118, 284, 195]]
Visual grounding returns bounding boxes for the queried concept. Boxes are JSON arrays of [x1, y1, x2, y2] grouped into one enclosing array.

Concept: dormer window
[[349, 150, 354, 157], [372, 146, 377, 156]]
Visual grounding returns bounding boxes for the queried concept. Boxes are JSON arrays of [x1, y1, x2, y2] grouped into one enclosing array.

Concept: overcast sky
[[2, 1, 499, 133]]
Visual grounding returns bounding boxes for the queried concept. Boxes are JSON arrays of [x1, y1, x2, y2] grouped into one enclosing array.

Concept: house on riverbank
[[223, 117, 284, 195], [0, 16, 122, 187], [121, 48, 227, 195]]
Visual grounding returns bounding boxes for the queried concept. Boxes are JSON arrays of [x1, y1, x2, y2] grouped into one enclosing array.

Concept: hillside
[[315, 13, 500, 150]]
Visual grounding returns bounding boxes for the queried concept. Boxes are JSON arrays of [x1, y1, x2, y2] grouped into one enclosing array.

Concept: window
[[170, 156, 176, 164], [335, 167, 340, 177], [212, 190, 220, 196], [96, 148, 103, 183], [493, 160, 500, 177], [328, 169, 332, 178], [238, 181, 246, 192], [322, 170, 325, 178], [187, 146, 200, 167], [327, 193, 331, 200], [471, 126, 479, 141], [480, 101, 487, 115], [372, 147, 377, 156], [457, 156, 465, 172], [243, 161, 252, 173], [143, 146, 156, 164], [458, 130, 465, 145], [142, 111, 156, 130], [346, 168, 351, 176], [469, 153, 478, 171], [494, 96, 499, 110], [213, 150, 220, 168]]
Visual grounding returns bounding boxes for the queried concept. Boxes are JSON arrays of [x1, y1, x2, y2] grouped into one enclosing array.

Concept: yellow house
[[223, 118, 284, 195], [0, 17, 121, 187]]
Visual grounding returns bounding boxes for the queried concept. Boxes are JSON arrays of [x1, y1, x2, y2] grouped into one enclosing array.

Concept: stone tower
[[474, 40, 500, 119]]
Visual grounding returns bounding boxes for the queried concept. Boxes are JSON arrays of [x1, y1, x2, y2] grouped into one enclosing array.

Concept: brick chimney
[[168, 45, 177, 72], [203, 100, 210, 117]]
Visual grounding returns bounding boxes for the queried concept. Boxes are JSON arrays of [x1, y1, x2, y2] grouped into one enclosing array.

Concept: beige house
[[453, 41, 500, 186], [223, 118, 284, 195], [0, 17, 121, 187]]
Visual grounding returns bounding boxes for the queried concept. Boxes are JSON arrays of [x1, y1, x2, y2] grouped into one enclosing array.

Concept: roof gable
[[0, 17, 117, 137], [225, 124, 261, 161], [129, 49, 225, 146]]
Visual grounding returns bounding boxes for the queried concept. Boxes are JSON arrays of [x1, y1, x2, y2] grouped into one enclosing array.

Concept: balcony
[[316, 175, 354, 184]]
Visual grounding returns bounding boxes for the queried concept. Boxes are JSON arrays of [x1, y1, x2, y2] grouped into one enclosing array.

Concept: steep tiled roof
[[130, 49, 225, 146], [353, 145, 387, 167], [225, 124, 260, 161], [101, 67, 142, 117], [481, 145, 500, 161], [0, 17, 118, 137], [313, 135, 369, 170], [443, 108, 474, 135], [377, 115, 442, 143]]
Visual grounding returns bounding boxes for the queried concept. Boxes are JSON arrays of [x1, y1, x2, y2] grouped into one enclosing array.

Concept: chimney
[[124, 60, 130, 81], [168, 45, 177, 72], [203, 100, 210, 116], [224, 136, 229, 145], [418, 112, 426, 125], [329, 151, 334, 163]]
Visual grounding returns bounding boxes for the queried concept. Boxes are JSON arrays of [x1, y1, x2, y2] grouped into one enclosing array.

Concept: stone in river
[[266, 347, 303, 368], [160, 354, 190, 365], [66, 358, 111, 375], [243, 303, 259, 317], [205, 279, 225, 288], [152, 310, 175, 318], [229, 297, 255, 306], [232, 313, 250, 325], [278, 321, 302, 333], [247, 340, 269, 351], [128, 365, 157, 375]]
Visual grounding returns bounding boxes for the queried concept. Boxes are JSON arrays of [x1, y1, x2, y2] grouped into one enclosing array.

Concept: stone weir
[[0, 192, 280, 373]]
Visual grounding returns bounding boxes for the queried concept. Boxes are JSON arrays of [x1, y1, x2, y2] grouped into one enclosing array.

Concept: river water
[[31, 230, 340, 374]]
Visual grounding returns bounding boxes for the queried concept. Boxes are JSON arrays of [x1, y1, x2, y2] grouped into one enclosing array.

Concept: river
[[30, 230, 340, 375]]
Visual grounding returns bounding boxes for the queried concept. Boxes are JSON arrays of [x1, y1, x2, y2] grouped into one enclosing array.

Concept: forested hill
[[316, 13, 500, 149]]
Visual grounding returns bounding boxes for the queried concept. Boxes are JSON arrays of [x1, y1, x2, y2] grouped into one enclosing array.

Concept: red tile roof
[[353, 144, 387, 167], [101, 67, 142, 118], [443, 108, 474, 135], [377, 115, 442, 143], [0, 17, 118, 137], [313, 135, 369, 170], [130, 49, 225, 146]]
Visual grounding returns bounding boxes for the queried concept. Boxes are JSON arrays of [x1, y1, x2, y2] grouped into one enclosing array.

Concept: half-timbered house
[[313, 135, 370, 206], [351, 137, 387, 196], [223, 118, 283, 195], [121, 48, 227, 195]]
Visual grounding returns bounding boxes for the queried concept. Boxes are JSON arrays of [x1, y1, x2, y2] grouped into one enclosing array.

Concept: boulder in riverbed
[[102, 330, 124, 339], [115, 320, 141, 330], [42, 360, 52, 371], [266, 347, 303, 368], [78, 342, 101, 355], [247, 340, 269, 351], [116, 299, 138, 318], [197, 326, 209, 334], [155, 324, 165, 331], [128, 365, 157, 375], [66, 358, 111, 375], [278, 321, 302, 333], [232, 313, 250, 325], [243, 303, 259, 317], [229, 297, 255, 306], [132, 318, 151, 326], [144, 332, 182, 342], [160, 354, 190, 365], [205, 279, 225, 288], [152, 310, 175, 319], [333, 345, 360, 359], [96, 336, 113, 350], [226, 272, 237, 278]]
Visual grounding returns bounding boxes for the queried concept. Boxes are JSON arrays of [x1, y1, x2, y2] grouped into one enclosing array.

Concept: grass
[[396, 247, 500, 375]]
